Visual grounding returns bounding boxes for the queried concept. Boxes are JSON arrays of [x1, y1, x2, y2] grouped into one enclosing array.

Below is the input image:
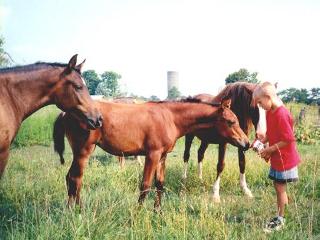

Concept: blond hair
[[253, 81, 277, 99]]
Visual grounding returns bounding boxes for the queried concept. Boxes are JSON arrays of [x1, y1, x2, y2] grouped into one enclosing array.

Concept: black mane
[[152, 97, 220, 107], [0, 62, 69, 74]]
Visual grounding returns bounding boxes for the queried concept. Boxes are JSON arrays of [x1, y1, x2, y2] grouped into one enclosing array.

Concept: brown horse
[[53, 97, 250, 210], [182, 82, 266, 202], [0, 54, 102, 178]]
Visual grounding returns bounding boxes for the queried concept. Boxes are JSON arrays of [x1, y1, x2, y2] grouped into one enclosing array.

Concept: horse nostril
[[95, 115, 103, 128], [87, 118, 96, 128], [245, 142, 250, 150], [239, 140, 250, 151]]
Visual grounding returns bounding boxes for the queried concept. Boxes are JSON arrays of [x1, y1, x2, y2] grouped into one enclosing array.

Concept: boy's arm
[[260, 140, 292, 160]]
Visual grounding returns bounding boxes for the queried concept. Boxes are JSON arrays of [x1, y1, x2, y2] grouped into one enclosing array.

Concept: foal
[[53, 98, 249, 210], [183, 82, 266, 202]]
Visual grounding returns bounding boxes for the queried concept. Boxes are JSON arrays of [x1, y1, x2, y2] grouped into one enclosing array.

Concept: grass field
[[0, 104, 319, 239], [0, 139, 319, 239]]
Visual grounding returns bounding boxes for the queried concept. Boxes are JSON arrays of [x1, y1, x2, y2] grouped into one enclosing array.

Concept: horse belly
[[99, 125, 145, 156]]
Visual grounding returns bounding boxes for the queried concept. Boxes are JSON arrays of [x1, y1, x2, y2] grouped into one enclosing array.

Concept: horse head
[[52, 54, 103, 129], [213, 98, 250, 150]]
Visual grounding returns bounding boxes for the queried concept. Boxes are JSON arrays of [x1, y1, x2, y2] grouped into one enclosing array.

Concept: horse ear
[[221, 98, 231, 109], [68, 54, 78, 70], [75, 59, 86, 73]]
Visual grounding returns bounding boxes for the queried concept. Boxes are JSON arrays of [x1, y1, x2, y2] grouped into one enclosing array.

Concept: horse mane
[[0, 62, 69, 74], [216, 82, 256, 107], [214, 82, 259, 128], [216, 82, 256, 99]]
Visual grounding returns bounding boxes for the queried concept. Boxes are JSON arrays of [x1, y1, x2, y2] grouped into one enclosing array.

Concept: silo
[[167, 71, 179, 93]]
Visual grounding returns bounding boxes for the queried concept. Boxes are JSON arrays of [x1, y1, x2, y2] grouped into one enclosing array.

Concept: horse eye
[[74, 85, 83, 91], [227, 120, 234, 127]]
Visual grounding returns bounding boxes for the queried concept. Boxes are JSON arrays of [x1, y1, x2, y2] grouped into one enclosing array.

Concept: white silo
[[167, 71, 179, 94]]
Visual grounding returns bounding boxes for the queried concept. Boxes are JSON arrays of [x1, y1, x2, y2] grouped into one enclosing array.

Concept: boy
[[252, 82, 300, 233]]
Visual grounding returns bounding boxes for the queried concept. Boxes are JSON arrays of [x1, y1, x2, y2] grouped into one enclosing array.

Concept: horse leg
[[154, 154, 167, 212], [0, 147, 9, 179], [66, 144, 95, 207], [212, 143, 227, 203], [238, 149, 253, 198], [138, 151, 161, 205], [197, 141, 208, 180], [136, 156, 143, 166], [118, 156, 125, 168], [182, 134, 195, 179]]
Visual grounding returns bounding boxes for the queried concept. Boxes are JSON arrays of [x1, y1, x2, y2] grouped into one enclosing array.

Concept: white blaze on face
[[256, 106, 266, 138], [81, 76, 86, 86]]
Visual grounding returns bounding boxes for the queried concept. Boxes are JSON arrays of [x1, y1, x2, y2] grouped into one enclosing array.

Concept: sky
[[1, 0, 319, 99]]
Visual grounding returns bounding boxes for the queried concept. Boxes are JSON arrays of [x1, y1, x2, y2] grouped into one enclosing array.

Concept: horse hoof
[[246, 192, 254, 199], [153, 207, 162, 215], [211, 194, 221, 203], [243, 189, 254, 198]]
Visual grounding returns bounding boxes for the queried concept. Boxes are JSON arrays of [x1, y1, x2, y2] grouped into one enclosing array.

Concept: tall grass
[[0, 141, 319, 239], [12, 106, 60, 148]]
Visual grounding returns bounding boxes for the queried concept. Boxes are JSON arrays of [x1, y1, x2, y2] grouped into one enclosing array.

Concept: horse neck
[[2, 68, 59, 122], [166, 103, 218, 138]]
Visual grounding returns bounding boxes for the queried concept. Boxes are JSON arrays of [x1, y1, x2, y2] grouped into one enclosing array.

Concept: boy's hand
[[259, 147, 273, 162]]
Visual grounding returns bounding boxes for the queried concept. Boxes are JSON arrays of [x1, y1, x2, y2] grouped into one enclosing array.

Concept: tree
[[225, 68, 259, 84], [297, 88, 309, 104], [82, 70, 101, 95], [149, 95, 160, 101], [278, 88, 300, 103], [167, 87, 181, 100], [309, 88, 320, 105], [96, 71, 122, 97], [0, 36, 9, 67], [278, 88, 310, 104]]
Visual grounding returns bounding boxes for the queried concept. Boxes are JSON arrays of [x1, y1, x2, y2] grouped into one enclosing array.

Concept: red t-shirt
[[266, 105, 300, 171]]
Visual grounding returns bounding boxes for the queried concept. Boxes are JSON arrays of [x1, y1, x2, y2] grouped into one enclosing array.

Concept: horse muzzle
[[239, 140, 250, 151], [87, 114, 103, 129]]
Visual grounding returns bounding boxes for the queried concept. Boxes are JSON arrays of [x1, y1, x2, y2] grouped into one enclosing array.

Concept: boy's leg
[[274, 181, 288, 217]]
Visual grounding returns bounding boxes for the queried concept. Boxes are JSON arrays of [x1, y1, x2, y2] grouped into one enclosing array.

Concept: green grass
[[0, 139, 319, 239], [12, 106, 60, 148]]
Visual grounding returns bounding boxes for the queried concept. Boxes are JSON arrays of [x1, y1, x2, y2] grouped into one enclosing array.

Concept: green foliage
[[286, 102, 320, 144], [0, 36, 10, 67], [295, 124, 320, 144], [96, 71, 122, 97], [278, 88, 310, 104], [278, 88, 320, 105], [149, 95, 160, 101], [309, 88, 320, 105], [225, 68, 259, 84], [12, 106, 60, 148], [167, 86, 181, 100], [82, 70, 124, 97], [82, 70, 101, 95]]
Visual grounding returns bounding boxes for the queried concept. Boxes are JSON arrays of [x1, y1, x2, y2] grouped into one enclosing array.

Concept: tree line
[[0, 37, 318, 104]]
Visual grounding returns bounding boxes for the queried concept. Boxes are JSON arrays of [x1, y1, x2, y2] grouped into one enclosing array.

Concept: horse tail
[[53, 112, 66, 165]]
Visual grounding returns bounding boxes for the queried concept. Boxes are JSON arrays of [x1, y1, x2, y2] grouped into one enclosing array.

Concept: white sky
[[1, 0, 319, 99]]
